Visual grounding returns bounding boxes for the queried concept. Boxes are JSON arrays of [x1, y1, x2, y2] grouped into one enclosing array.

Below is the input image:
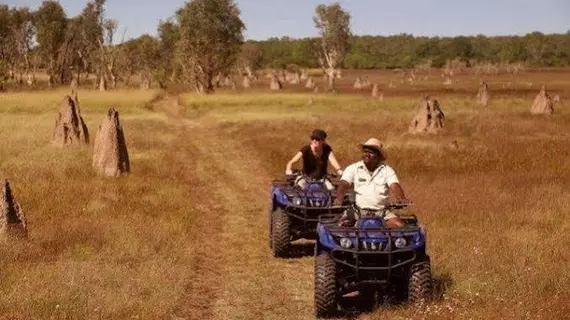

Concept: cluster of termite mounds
[[52, 91, 130, 177], [258, 69, 342, 93], [6, 93, 132, 239], [475, 80, 557, 114], [406, 80, 559, 137]]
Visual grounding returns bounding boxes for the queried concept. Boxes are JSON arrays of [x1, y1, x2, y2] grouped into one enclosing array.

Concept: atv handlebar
[[383, 202, 413, 210], [285, 169, 339, 181], [345, 202, 413, 211]]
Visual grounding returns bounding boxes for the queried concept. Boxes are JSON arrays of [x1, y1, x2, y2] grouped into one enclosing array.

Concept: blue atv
[[269, 170, 354, 258], [313, 204, 432, 317]]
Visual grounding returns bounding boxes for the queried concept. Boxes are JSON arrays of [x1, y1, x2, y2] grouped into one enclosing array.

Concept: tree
[[0, 5, 16, 80], [156, 19, 180, 86], [134, 34, 160, 89], [34, 0, 68, 86], [449, 36, 474, 62], [75, 0, 106, 85], [99, 18, 119, 89], [9, 7, 35, 84], [313, 2, 351, 90], [525, 32, 548, 65], [238, 41, 262, 77], [175, 0, 245, 93]]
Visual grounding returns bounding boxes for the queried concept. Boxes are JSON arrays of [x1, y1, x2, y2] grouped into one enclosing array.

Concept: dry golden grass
[[0, 70, 569, 319]]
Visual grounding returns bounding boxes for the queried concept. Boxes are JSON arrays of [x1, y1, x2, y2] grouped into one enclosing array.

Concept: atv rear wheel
[[314, 253, 338, 317], [271, 208, 290, 257], [408, 261, 433, 304], [268, 202, 274, 249]]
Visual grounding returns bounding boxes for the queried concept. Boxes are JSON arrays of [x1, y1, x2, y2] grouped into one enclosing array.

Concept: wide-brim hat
[[359, 138, 387, 159]]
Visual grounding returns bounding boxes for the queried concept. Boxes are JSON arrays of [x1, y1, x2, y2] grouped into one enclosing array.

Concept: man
[[285, 129, 343, 191], [334, 138, 409, 228]]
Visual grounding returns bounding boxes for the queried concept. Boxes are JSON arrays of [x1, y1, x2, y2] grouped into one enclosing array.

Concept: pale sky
[[4, 0, 570, 40]]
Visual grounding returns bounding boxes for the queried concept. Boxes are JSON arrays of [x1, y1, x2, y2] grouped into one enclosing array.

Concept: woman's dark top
[[300, 144, 332, 180]]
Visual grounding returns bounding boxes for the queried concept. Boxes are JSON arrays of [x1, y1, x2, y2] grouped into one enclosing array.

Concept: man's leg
[[338, 207, 359, 226], [383, 210, 405, 228]]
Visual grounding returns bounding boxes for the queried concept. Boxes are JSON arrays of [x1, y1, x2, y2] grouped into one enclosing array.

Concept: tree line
[[255, 32, 570, 70], [1, 0, 569, 92]]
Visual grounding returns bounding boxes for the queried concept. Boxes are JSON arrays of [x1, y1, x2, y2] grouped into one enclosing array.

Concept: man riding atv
[[285, 129, 343, 191], [334, 138, 410, 228]]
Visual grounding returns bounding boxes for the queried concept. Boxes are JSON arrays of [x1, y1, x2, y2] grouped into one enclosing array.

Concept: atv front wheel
[[408, 261, 433, 304], [271, 208, 290, 257], [314, 253, 337, 317]]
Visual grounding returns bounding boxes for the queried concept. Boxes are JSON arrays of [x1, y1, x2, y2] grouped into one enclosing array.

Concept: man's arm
[[328, 152, 343, 175], [334, 164, 355, 206], [389, 183, 409, 203], [285, 152, 302, 174], [385, 166, 409, 203], [334, 180, 351, 206]]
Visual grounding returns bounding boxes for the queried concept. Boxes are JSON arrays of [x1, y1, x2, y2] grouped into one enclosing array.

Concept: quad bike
[[268, 170, 355, 257], [313, 203, 432, 317]]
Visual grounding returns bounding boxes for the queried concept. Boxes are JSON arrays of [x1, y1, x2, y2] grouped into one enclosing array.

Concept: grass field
[[0, 70, 569, 319]]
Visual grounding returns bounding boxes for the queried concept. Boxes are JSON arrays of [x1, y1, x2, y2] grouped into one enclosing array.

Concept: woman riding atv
[[285, 129, 343, 191]]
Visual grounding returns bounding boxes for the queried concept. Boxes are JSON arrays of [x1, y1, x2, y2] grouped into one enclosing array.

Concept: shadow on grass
[[329, 271, 454, 319], [432, 272, 454, 301], [284, 241, 315, 259]]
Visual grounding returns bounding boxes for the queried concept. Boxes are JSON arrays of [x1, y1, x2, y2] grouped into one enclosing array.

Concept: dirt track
[[153, 96, 319, 320]]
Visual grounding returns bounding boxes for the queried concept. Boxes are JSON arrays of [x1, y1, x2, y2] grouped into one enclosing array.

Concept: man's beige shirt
[[341, 161, 399, 210]]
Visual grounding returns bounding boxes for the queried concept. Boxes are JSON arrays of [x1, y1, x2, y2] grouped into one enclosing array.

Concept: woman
[[285, 129, 343, 190]]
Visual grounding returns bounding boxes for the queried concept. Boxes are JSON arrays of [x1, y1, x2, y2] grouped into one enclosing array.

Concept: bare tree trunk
[[107, 61, 117, 89], [327, 71, 336, 90], [110, 73, 116, 89], [99, 76, 106, 91]]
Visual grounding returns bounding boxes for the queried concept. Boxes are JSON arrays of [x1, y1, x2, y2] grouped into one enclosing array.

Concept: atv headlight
[[292, 197, 302, 206], [339, 237, 352, 249], [394, 237, 407, 249]]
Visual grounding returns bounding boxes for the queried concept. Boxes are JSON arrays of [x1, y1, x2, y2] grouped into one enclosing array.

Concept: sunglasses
[[311, 137, 324, 141], [362, 147, 380, 155]]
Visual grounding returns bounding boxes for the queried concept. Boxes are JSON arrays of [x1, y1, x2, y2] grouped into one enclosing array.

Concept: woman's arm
[[285, 151, 303, 174], [328, 151, 343, 175]]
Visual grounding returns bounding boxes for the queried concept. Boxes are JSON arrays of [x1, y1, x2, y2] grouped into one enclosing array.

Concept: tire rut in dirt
[[148, 100, 225, 319], [168, 127, 225, 320]]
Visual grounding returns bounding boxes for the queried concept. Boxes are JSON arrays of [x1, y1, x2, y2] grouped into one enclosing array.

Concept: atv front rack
[[318, 213, 419, 225], [319, 223, 424, 282]]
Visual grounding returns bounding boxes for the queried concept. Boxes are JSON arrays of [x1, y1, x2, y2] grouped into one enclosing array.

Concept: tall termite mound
[[53, 93, 89, 145], [409, 96, 445, 134], [530, 85, 554, 115], [1, 180, 27, 239], [92, 108, 130, 177], [476, 80, 490, 106]]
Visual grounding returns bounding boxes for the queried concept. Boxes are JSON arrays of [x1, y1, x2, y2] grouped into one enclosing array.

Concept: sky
[[4, 0, 570, 41]]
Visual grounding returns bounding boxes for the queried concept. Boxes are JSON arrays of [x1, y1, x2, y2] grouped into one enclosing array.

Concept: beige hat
[[360, 138, 387, 159]]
